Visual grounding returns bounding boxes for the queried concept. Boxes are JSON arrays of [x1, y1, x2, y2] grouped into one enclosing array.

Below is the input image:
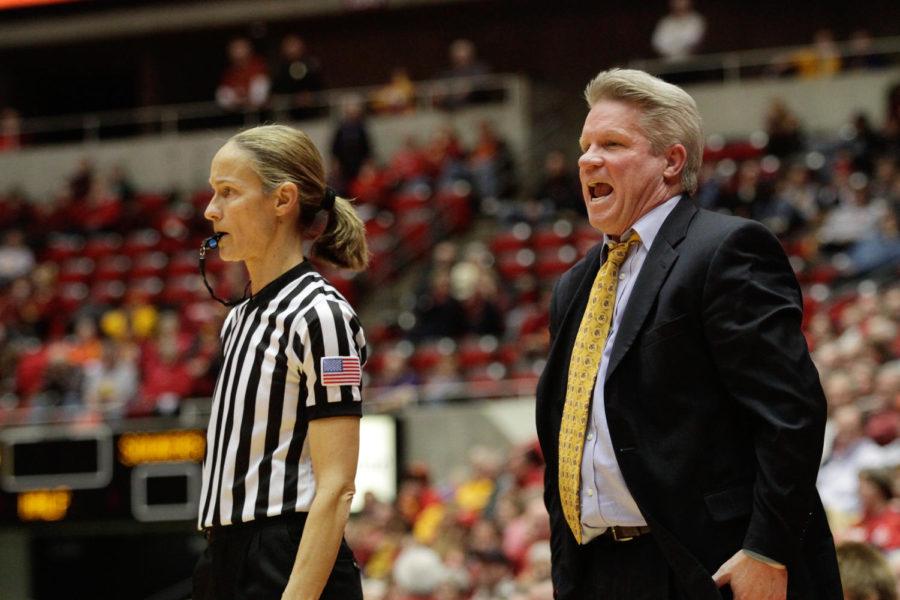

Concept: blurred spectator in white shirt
[[651, 0, 706, 60], [818, 404, 888, 517], [82, 339, 138, 419], [0, 229, 35, 286]]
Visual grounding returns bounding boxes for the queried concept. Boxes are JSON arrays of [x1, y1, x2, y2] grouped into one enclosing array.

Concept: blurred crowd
[[347, 443, 552, 600], [214, 34, 494, 116], [0, 115, 522, 423]]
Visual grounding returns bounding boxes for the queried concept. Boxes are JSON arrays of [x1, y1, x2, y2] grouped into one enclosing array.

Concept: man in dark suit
[[535, 69, 841, 600]]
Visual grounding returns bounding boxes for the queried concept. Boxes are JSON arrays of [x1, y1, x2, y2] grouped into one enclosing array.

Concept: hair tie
[[321, 187, 336, 212]]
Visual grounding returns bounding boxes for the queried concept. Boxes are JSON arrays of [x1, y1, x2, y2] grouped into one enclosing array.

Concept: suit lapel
[[606, 198, 697, 379]]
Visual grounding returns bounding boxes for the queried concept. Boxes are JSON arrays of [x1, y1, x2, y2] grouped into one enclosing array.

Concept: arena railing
[[13, 73, 526, 146], [629, 35, 900, 82]]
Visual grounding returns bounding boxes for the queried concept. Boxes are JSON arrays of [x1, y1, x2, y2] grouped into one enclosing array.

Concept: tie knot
[[606, 234, 641, 266]]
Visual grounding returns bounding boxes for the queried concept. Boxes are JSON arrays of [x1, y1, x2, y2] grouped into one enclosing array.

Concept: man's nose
[[578, 149, 603, 169]]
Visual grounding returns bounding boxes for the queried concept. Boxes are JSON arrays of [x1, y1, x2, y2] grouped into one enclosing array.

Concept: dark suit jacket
[[535, 198, 841, 599]]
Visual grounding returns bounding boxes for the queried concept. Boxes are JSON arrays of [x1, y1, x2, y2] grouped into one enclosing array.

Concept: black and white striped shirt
[[199, 261, 366, 529]]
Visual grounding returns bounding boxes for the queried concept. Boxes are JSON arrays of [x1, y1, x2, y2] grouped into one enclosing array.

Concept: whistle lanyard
[[199, 233, 250, 307]]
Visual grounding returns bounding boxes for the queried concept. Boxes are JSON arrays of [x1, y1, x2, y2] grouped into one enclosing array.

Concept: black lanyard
[[199, 233, 250, 307]]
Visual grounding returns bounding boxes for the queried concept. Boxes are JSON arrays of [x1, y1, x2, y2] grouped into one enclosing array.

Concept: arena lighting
[[117, 430, 206, 467], [0, 424, 113, 492], [17, 488, 72, 522]]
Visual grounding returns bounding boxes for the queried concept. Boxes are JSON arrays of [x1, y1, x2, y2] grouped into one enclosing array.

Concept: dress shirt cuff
[[741, 548, 786, 569]]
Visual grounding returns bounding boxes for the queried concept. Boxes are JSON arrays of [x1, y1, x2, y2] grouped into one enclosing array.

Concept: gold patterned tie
[[558, 234, 641, 543]]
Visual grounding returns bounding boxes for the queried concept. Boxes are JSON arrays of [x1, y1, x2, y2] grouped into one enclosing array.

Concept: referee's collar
[[247, 259, 315, 308]]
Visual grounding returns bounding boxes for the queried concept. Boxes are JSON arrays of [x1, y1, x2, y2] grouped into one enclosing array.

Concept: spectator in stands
[[135, 335, 192, 416], [435, 39, 491, 109], [837, 541, 898, 600], [392, 544, 447, 599], [846, 469, 900, 552], [31, 343, 83, 413], [0, 229, 35, 287], [818, 177, 889, 250], [468, 120, 516, 201], [421, 354, 464, 403], [82, 338, 138, 419], [215, 36, 270, 111], [68, 158, 94, 201], [819, 404, 888, 516], [650, 0, 706, 61], [66, 314, 103, 366], [778, 29, 842, 79], [271, 33, 324, 118], [865, 361, 900, 446], [348, 159, 388, 208], [413, 270, 467, 340], [372, 68, 417, 115], [468, 549, 516, 600], [330, 95, 372, 194], [0, 107, 22, 152], [535, 150, 583, 216], [765, 99, 805, 157]]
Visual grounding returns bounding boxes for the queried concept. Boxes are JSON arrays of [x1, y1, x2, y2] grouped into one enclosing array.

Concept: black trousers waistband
[[205, 512, 309, 541]]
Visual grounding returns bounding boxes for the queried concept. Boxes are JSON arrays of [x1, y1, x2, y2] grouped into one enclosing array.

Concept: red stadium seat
[[130, 251, 169, 278], [92, 254, 132, 282], [57, 257, 95, 284], [82, 233, 123, 260], [121, 229, 162, 257]]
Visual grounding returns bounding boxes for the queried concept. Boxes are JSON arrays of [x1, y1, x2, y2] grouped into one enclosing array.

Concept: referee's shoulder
[[296, 274, 360, 323]]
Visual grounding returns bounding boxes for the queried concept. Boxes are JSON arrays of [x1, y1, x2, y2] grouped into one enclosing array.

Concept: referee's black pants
[[192, 512, 362, 600]]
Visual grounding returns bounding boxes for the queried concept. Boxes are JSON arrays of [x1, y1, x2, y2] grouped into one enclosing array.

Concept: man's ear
[[273, 182, 299, 216], [663, 144, 688, 183]]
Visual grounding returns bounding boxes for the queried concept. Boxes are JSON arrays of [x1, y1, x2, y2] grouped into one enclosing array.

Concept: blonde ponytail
[[311, 195, 369, 271]]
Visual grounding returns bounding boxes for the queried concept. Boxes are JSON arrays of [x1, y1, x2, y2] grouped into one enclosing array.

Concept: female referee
[[193, 124, 369, 600]]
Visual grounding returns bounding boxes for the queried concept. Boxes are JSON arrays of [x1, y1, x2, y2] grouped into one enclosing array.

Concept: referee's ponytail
[[230, 125, 370, 272]]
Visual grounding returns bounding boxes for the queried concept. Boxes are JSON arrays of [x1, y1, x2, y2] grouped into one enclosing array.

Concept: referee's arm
[[283, 299, 364, 599], [283, 416, 359, 600]]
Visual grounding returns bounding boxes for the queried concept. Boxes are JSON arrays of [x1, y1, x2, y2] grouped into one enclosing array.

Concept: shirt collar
[[603, 194, 682, 251]]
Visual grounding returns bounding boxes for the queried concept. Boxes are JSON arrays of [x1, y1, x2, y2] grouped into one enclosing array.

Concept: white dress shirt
[[579, 195, 681, 543]]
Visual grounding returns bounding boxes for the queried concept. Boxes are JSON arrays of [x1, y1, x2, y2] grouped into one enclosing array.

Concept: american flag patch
[[320, 356, 361, 386]]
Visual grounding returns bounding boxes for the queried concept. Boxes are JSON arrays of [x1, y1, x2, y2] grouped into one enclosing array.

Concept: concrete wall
[[684, 67, 900, 137], [400, 396, 536, 483]]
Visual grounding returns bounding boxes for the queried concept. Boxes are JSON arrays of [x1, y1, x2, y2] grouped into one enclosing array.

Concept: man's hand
[[712, 550, 787, 600]]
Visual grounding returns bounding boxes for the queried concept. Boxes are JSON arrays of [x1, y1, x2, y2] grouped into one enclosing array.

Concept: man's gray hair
[[584, 68, 703, 194]]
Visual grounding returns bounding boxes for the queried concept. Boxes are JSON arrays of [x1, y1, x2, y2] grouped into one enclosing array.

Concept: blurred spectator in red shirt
[[135, 335, 192, 417], [216, 37, 270, 111], [349, 159, 389, 207], [0, 107, 22, 152], [388, 136, 429, 187], [847, 469, 900, 552]]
